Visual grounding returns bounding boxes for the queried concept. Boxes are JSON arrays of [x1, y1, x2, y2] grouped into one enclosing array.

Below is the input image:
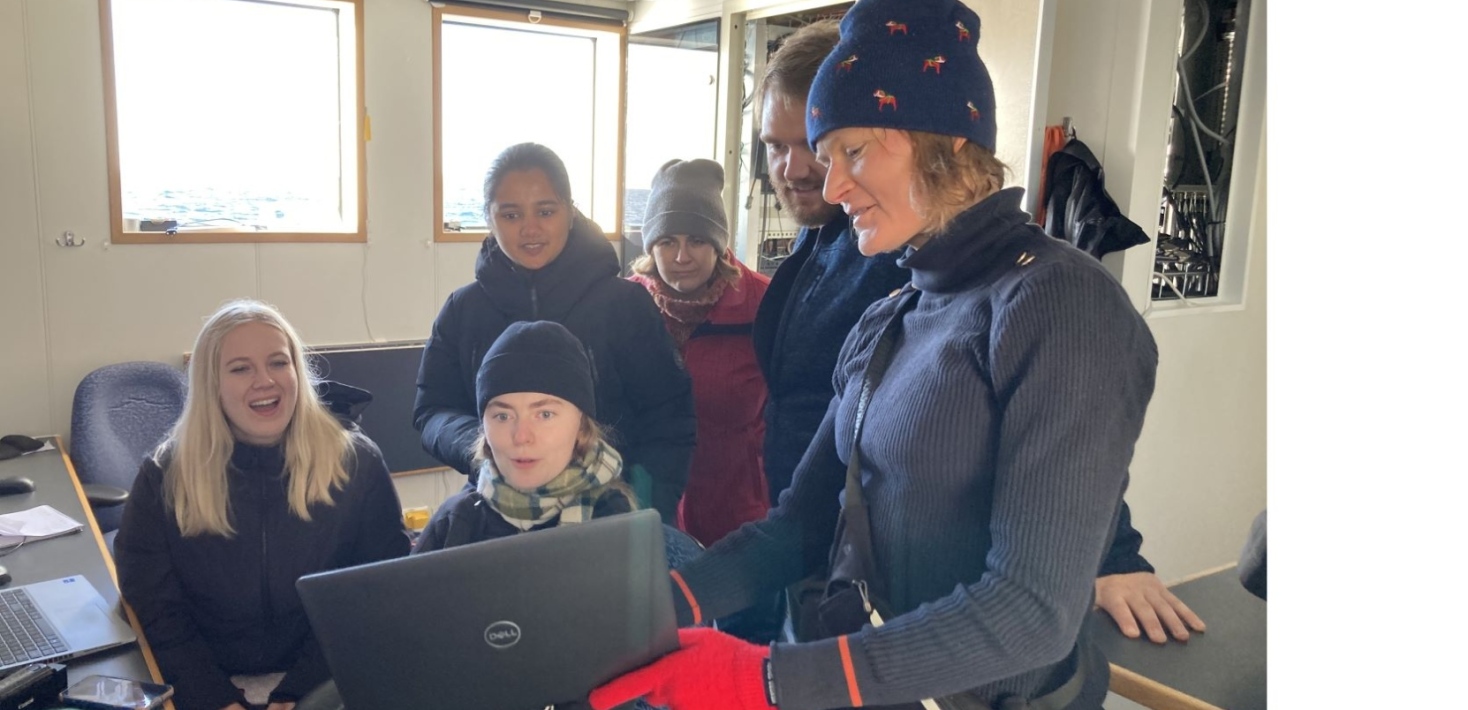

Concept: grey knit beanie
[[641, 159, 729, 253]]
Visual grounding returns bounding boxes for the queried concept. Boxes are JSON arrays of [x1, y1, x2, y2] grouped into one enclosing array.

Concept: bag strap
[[845, 284, 920, 511], [688, 321, 754, 340]]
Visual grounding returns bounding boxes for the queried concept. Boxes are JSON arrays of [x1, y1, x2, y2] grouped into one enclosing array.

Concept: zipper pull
[[856, 580, 885, 627], [856, 580, 872, 614]]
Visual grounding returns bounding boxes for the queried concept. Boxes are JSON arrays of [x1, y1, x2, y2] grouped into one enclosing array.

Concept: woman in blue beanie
[[413, 143, 696, 525], [590, 2, 1156, 709]]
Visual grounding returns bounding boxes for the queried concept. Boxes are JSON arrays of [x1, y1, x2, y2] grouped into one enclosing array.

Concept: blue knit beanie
[[476, 321, 597, 419], [806, 0, 996, 151]]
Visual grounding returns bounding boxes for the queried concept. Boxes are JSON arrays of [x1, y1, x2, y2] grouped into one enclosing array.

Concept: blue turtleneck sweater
[[675, 188, 1158, 709]]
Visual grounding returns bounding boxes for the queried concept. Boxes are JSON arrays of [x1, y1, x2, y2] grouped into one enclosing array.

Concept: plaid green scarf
[[476, 442, 623, 531]]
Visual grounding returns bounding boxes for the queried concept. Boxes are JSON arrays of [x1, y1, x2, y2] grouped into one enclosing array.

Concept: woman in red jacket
[[628, 159, 772, 550]]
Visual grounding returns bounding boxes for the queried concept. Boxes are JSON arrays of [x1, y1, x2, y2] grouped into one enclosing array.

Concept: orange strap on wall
[[1034, 124, 1069, 226]]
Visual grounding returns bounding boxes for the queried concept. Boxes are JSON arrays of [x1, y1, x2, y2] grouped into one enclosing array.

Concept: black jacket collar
[[901, 187, 1033, 293], [473, 213, 619, 320]]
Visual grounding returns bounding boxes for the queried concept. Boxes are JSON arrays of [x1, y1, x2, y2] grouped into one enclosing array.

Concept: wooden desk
[[1094, 564, 1266, 710], [0, 437, 172, 709]]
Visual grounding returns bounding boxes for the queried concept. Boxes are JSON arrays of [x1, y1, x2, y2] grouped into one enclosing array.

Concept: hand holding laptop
[[589, 628, 775, 710]]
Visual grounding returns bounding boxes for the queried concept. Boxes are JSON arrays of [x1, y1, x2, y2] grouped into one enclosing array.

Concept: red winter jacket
[[631, 262, 772, 547]]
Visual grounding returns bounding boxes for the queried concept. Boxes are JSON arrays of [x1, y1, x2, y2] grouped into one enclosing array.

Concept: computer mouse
[[0, 476, 36, 496], [0, 435, 42, 453], [0, 566, 9, 586]]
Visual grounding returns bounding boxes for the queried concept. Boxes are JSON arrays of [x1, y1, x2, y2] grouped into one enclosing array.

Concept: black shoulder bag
[[813, 287, 1098, 710]]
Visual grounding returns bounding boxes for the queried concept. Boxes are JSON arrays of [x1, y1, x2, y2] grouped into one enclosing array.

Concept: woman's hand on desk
[[266, 703, 296, 710], [1095, 572, 1207, 643], [222, 704, 249, 710]]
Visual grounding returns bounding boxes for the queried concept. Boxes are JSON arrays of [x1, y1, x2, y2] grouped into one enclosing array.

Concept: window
[[434, 6, 625, 242], [742, 5, 851, 275], [101, 0, 365, 243], [623, 20, 721, 247], [1151, 0, 1256, 301]]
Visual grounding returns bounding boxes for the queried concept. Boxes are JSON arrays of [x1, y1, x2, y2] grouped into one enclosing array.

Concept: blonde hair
[[906, 130, 1010, 236], [161, 300, 353, 537], [630, 247, 741, 289]]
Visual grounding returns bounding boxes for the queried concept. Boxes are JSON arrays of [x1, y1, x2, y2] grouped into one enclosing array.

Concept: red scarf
[[648, 277, 729, 347]]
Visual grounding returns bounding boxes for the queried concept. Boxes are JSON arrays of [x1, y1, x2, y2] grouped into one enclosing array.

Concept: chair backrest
[[70, 361, 188, 532]]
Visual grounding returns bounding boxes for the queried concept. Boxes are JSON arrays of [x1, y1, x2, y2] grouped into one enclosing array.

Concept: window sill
[[1143, 297, 1247, 319], [112, 230, 365, 245]]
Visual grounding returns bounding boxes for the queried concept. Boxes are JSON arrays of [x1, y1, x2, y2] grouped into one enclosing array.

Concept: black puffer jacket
[[115, 433, 411, 710], [413, 215, 696, 522]]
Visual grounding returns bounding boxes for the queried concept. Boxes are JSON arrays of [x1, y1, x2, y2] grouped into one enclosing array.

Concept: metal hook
[[56, 230, 86, 247]]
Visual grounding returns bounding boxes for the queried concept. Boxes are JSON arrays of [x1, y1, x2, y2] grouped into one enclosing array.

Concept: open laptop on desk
[[0, 575, 137, 671], [297, 509, 679, 710]]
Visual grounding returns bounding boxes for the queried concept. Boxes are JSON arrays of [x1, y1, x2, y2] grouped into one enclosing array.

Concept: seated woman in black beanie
[[414, 321, 638, 550]]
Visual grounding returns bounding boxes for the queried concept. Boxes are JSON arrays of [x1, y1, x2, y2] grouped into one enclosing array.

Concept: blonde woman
[[414, 320, 638, 550], [116, 300, 410, 710]]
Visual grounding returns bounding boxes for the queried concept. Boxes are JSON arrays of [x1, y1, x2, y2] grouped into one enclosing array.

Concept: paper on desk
[[21, 441, 57, 456], [0, 504, 84, 546]]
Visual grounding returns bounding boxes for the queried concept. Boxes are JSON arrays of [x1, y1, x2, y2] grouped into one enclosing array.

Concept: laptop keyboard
[[0, 588, 70, 666]]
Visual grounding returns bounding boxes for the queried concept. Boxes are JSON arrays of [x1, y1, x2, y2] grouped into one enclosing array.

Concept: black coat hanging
[[1040, 138, 1151, 259]]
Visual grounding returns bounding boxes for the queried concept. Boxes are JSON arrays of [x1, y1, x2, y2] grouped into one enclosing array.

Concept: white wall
[[1042, 0, 1267, 579], [0, 0, 481, 444]]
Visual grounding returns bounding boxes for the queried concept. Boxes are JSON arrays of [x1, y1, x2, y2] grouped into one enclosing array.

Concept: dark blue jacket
[[753, 212, 908, 501], [413, 215, 696, 523], [681, 189, 1157, 708], [751, 211, 1152, 577]]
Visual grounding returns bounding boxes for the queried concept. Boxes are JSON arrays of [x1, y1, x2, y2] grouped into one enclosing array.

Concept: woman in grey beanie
[[628, 159, 774, 567]]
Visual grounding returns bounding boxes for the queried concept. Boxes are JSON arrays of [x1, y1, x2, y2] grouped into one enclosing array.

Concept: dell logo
[[484, 621, 522, 649]]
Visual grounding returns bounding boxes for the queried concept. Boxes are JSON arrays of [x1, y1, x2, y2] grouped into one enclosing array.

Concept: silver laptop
[[297, 509, 679, 710], [0, 575, 137, 671]]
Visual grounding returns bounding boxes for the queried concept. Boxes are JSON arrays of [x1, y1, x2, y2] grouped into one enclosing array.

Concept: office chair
[[69, 361, 188, 535]]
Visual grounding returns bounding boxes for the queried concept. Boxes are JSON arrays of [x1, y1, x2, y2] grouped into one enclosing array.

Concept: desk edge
[[1109, 663, 1225, 710], [56, 436, 175, 710]]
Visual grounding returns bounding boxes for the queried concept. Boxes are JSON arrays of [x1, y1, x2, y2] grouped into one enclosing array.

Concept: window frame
[[623, 17, 722, 249], [99, 0, 368, 245], [432, 4, 627, 244], [1146, 0, 1263, 312]]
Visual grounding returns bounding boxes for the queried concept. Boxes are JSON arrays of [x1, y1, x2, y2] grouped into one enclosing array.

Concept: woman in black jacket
[[414, 321, 638, 552], [414, 142, 696, 524], [115, 300, 410, 710]]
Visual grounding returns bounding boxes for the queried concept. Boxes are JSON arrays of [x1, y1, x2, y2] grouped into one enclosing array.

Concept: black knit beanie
[[641, 158, 729, 253], [475, 321, 597, 419], [807, 0, 997, 151]]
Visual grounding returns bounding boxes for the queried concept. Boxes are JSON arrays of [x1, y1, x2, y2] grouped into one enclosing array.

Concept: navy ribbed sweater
[[676, 188, 1158, 709]]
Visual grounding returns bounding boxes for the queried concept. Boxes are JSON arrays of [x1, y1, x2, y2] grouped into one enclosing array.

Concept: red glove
[[589, 627, 776, 710]]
